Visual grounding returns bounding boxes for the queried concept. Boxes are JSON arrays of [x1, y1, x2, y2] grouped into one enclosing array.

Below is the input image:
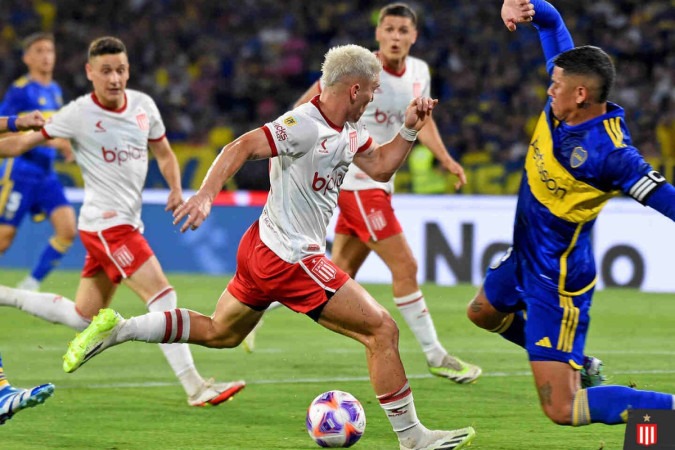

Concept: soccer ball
[[306, 390, 366, 448]]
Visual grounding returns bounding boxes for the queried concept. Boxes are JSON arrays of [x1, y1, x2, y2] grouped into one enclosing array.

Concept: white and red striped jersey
[[42, 89, 165, 232], [342, 55, 431, 193], [260, 96, 372, 263]]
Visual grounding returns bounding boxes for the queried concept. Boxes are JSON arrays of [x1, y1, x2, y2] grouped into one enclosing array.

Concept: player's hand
[[15, 110, 45, 131], [502, 0, 535, 32], [404, 97, 438, 131], [441, 159, 467, 190], [172, 191, 212, 233], [165, 189, 184, 213]]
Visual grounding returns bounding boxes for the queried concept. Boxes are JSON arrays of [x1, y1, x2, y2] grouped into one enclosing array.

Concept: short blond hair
[[320, 44, 381, 88]]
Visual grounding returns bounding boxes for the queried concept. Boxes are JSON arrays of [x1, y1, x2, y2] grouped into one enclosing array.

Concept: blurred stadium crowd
[[0, 0, 672, 192]]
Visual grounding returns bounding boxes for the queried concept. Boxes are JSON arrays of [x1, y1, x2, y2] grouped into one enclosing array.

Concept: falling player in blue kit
[[0, 353, 54, 425], [0, 111, 55, 425], [0, 32, 76, 291], [467, 0, 675, 426]]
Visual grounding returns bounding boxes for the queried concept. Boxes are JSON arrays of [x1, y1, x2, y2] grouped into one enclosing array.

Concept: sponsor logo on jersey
[[531, 138, 567, 200], [273, 122, 287, 141], [136, 112, 149, 131], [373, 108, 405, 127], [95, 120, 106, 133], [570, 147, 587, 168], [101, 145, 147, 165], [318, 138, 329, 154], [283, 116, 297, 127], [312, 171, 344, 195], [349, 131, 357, 154]]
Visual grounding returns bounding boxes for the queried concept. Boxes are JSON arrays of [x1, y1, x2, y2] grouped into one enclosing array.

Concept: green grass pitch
[[1, 269, 672, 449]]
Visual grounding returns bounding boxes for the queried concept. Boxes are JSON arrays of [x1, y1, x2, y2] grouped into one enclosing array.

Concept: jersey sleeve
[[0, 86, 24, 115], [262, 112, 318, 158], [356, 121, 372, 153], [42, 101, 79, 139], [144, 95, 166, 141], [602, 146, 666, 204]]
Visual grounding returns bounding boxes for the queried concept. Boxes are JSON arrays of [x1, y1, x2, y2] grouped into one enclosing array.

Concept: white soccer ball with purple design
[[306, 390, 366, 447]]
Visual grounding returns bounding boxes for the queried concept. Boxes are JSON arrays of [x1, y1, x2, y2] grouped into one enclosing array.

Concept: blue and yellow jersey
[[514, 99, 661, 294], [0, 75, 64, 173]]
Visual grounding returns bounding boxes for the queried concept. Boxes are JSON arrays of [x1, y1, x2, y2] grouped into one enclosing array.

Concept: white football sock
[[145, 287, 203, 397], [394, 290, 446, 366], [0, 285, 89, 330], [378, 381, 428, 447]]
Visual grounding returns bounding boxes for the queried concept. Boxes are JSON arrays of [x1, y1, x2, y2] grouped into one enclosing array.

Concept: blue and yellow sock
[[0, 354, 8, 389], [572, 386, 674, 425], [30, 236, 72, 281], [491, 310, 526, 348]]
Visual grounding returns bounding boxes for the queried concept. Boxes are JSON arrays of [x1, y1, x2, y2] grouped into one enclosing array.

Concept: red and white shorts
[[335, 189, 403, 243], [227, 221, 350, 314], [79, 225, 154, 284]]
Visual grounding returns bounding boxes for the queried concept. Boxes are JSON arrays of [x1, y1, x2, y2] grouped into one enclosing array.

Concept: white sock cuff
[[394, 291, 424, 306], [162, 309, 191, 343], [147, 286, 177, 311], [377, 381, 413, 409]]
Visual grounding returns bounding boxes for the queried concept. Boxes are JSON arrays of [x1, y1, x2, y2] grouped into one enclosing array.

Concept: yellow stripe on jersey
[[0, 159, 15, 216], [13, 76, 30, 88], [556, 295, 579, 353], [526, 112, 620, 223], [558, 223, 598, 295], [603, 117, 626, 149]]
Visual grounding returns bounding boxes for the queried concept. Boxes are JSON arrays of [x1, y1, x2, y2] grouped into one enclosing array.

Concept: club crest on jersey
[[349, 130, 357, 153], [283, 116, 297, 127], [136, 112, 149, 131], [570, 147, 588, 168]]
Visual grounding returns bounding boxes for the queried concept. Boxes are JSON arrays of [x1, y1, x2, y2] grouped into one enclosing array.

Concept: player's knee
[[371, 310, 399, 346], [51, 234, 75, 253], [390, 256, 417, 282], [466, 297, 490, 329], [541, 402, 573, 425], [0, 235, 13, 254]]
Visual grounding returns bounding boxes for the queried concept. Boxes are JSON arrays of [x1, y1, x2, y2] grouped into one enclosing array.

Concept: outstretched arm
[[417, 118, 466, 190], [353, 97, 437, 182], [503, 0, 574, 74], [173, 128, 273, 232], [149, 137, 184, 213], [0, 111, 45, 133]]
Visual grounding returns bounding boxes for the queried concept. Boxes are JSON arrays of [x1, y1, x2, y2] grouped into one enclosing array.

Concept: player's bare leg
[[0, 225, 17, 256], [122, 256, 247, 406], [331, 233, 371, 278], [318, 279, 475, 449], [73, 272, 117, 319], [368, 233, 481, 383], [530, 361, 578, 424], [243, 232, 369, 353]]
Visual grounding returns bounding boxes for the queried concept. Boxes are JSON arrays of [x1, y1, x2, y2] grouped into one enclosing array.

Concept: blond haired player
[[64, 44, 477, 450]]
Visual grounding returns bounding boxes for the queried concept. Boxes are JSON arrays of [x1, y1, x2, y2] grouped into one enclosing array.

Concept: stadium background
[[0, 1, 673, 288], [1, 0, 672, 194]]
